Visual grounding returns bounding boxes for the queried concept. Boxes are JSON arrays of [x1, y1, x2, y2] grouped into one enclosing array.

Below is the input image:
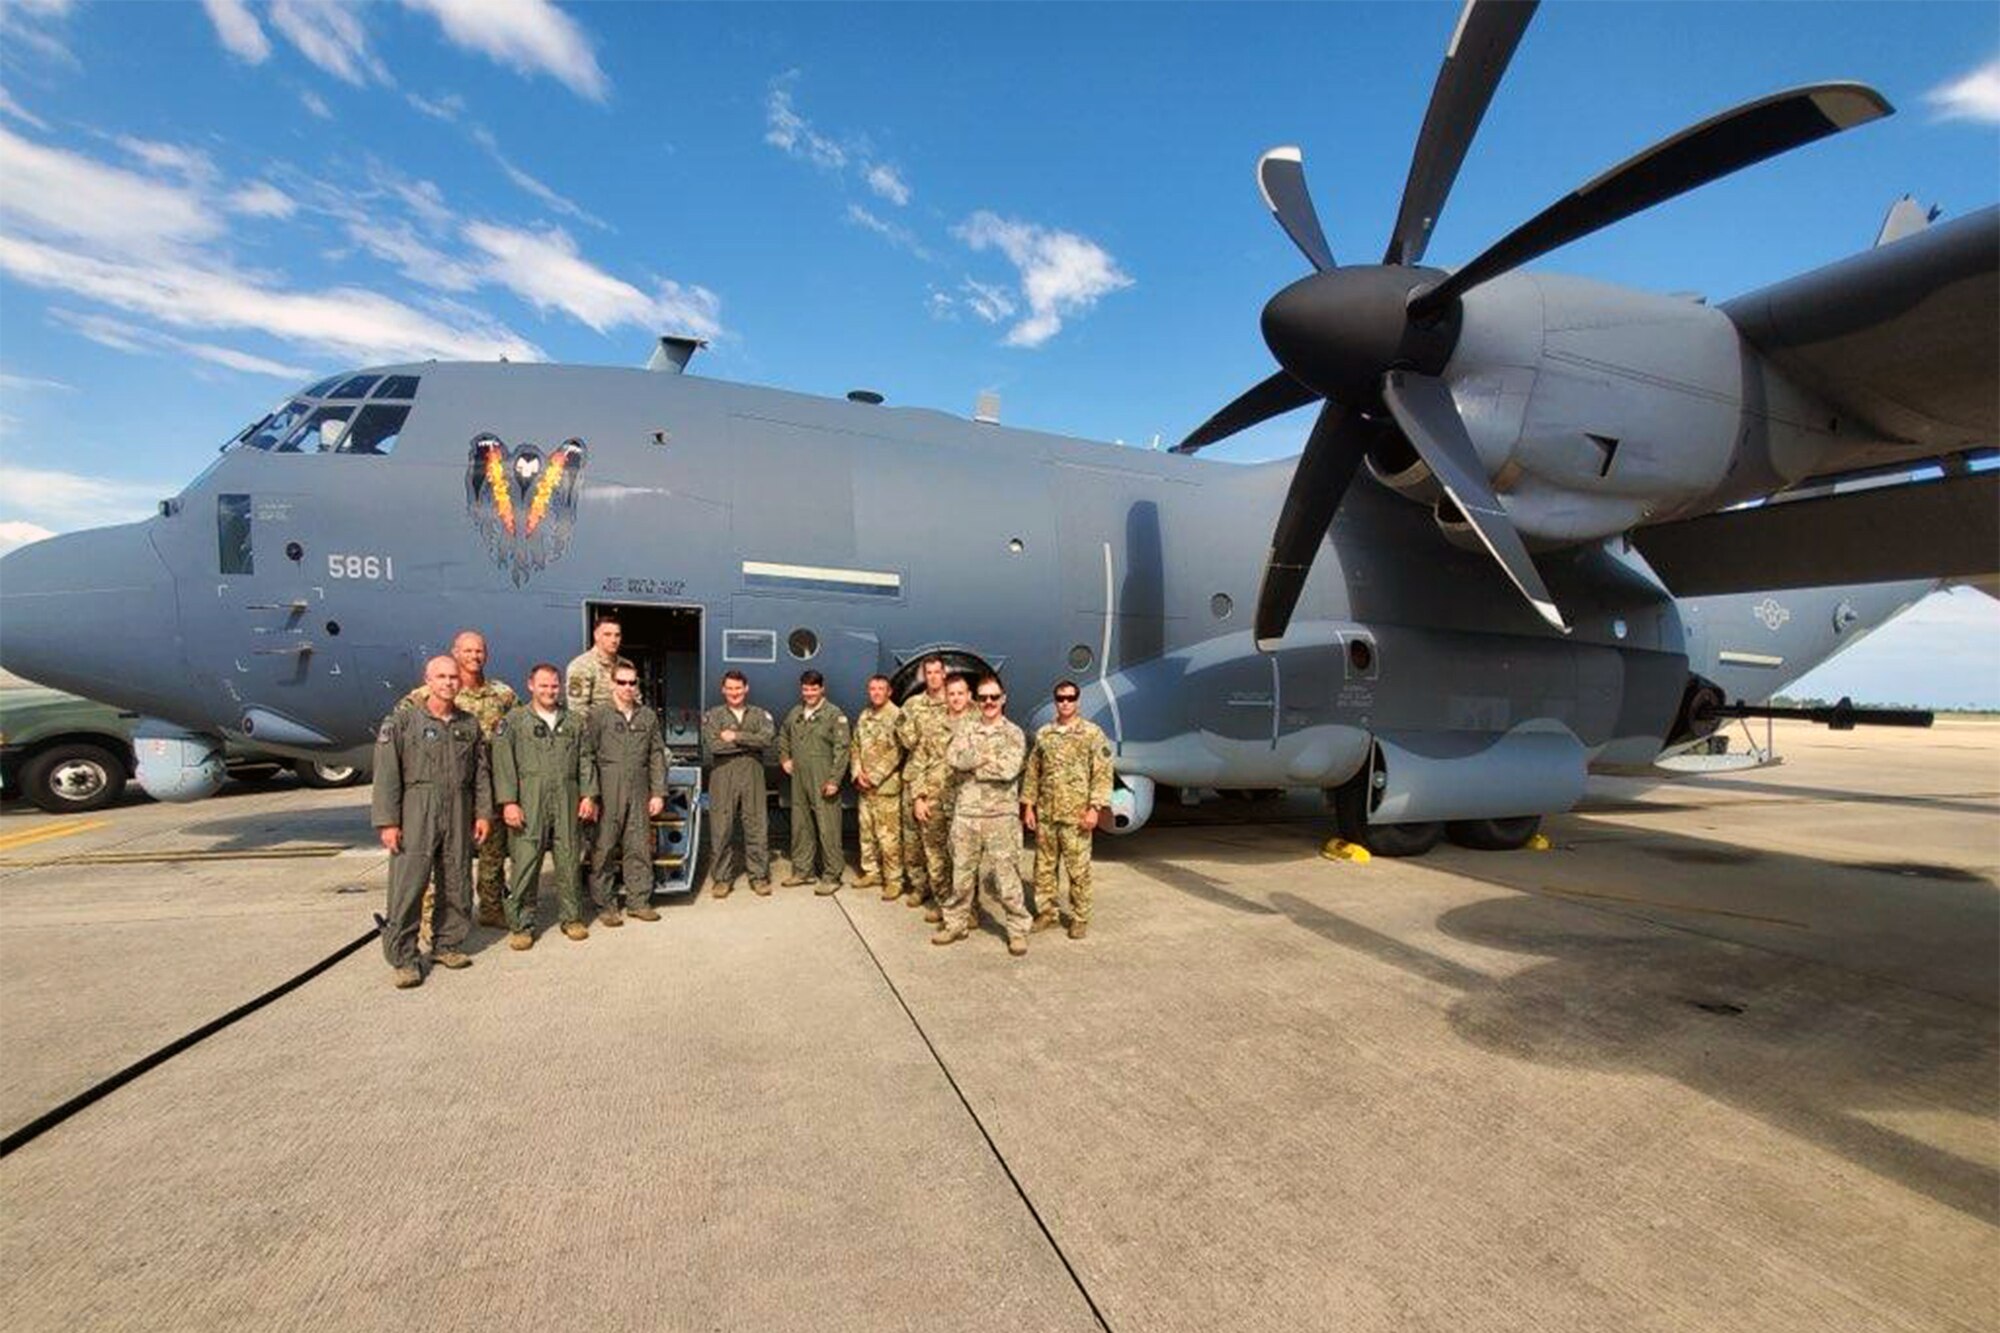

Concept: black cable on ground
[[1, 918, 383, 1158], [834, 896, 1115, 1333]]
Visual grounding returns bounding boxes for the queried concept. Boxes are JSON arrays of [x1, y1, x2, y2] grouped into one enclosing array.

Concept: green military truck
[[0, 686, 367, 813]]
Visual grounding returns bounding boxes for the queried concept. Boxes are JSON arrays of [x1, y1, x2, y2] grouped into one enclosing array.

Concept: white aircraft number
[[328, 553, 395, 581]]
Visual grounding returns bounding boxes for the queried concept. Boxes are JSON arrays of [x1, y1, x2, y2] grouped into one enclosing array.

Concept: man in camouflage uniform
[[849, 674, 904, 900], [936, 674, 1031, 956], [565, 614, 633, 714], [1021, 679, 1115, 939], [779, 669, 849, 893], [584, 664, 668, 930], [491, 663, 597, 949], [700, 670, 776, 897], [373, 655, 494, 988], [909, 674, 974, 924], [893, 656, 949, 910], [399, 630, 515, 928]]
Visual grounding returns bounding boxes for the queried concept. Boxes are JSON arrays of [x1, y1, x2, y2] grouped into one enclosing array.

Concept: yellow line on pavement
[[0, 818, 108, 852]]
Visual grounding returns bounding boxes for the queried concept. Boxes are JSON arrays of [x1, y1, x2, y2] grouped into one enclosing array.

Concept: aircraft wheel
[[1446, 815, 1542, 851], [1329, 770, 1442, 857], [22, 743, 127, 813], [295, 759, 366, 789]]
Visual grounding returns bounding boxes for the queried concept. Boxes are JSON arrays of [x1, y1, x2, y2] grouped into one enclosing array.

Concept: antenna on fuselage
[[647, 334, 708, 374]]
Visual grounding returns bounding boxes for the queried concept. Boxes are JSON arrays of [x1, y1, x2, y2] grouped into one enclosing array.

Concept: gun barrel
[[1715, 697, 1933, 731]]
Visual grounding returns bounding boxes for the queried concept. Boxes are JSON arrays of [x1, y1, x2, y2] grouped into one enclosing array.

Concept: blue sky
[[1, 1, 1995, 704]]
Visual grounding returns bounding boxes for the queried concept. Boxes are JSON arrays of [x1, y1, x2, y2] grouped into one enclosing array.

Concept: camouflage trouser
[[418, 833, 504, 947], [899, 786, 929, 898], [945, 814, 1030, 937], [858, 789, 903, 889], [1032, 823, 1095, 923], [917, 791, 955, 899]]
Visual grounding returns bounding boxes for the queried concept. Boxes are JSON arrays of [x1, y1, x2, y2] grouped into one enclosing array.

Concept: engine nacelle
[[1104, 774, 1155, 835], [133, 720, 226, 803]]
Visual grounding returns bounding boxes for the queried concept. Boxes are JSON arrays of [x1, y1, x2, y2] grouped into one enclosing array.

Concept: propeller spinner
[[1178, 0, 1890, 648]]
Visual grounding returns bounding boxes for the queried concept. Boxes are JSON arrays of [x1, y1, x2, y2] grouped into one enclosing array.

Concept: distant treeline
[[1771, 695, 2000, 716]]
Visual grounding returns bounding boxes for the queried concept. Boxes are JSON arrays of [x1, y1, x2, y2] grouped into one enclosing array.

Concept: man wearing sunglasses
[[938, 675, 1032, 955], [1022, 680, 1114, 939], [582, 667, 668, 931]]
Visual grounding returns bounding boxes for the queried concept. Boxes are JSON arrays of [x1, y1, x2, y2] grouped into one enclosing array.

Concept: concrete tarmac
[[1, 721, 1995, 1331]]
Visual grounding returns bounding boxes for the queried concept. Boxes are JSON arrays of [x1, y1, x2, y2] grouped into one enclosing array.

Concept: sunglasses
[[614, 679, 639, 686], [1054, 694, 1079, 703], [975, 692, 1003, 702]]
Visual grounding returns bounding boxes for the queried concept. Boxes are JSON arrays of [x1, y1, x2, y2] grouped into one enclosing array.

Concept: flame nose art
[[0, 523, 183, 706]]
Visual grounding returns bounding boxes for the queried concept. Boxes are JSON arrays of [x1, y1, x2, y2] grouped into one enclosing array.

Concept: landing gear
[[1328, 771, 1443, 858], [295, 759, 365, 789], [1446, 815, 1542, 851]]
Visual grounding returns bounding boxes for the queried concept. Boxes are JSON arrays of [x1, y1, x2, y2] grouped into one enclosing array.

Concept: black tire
[[295, 759, 366, 789], [1446, 815, 1543, 851], [230, 764, 286, 786], [21, 742, 127, 813], [1329, 767, 1443, 858]]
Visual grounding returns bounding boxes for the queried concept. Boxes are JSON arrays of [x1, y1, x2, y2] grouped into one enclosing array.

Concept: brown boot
[[902, 891, 925, 908], [750, 878, 772, 896], [709, 878, 733, 899], [853, 875, 881, 888], [813, 880, 841, 896], [561, 921, 589, 941], [598, 909, 624, 928], [433, 950, 472, 970], [1008, 936, 1028, 958], [922, 905, 944, 924], [628, 905, 661, 922], [930, 926, 968, 947], [1067, 921, 1088, 940], [508, 932, 534, 951], [880, 885, 903, 902], [1030, 911, 1058, 934], [391, 966, 423, 989]]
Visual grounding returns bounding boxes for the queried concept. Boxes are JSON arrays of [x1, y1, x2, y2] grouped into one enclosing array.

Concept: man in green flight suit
[[373, 655, 494, 989], [491, 663, 598, 949], [583, 664, 668, 929], [779, 669, 850, 893], [701, 670, 776, 897], [398, 629, 515, 928]]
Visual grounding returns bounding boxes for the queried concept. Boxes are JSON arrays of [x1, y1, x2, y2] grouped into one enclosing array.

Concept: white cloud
[[0, 520, 57, 556], [400, 0, 608, 101], [0, 83, 48, 130], [0, 233, 541, 363], [925, 287, 958, 322], [227, 181, 298, 219], [864, 162, 910, 207], [1926, 57, 2000, 123], [0, 467, 170, 532], [844, 203, 927, 258], [959, 276, 1015, 324], [299, 88, 333, 120], [468, 123, 605, 229], [51, 308, 314, 380], [115, 135, 220, 185], [343, 217, 482, 291], [406, 90, 464, 121], [269, 0, 386, 87], [201, 0, 270, 63], [952, 211, 1132, 348], [764, 78, 847, 170], [0, 0, 77, 69], [462, 221, 721, 339], [0, 371, 73, 392], [0, 125, 221, 252]]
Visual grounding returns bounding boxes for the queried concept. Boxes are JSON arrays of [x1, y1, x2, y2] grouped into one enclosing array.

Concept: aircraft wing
[[1631, 467, 1998, 596], [1722, 204, 1998, 453]]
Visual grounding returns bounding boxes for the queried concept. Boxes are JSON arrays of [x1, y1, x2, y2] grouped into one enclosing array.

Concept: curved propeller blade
[[1253, 403, 1374, 649], [1380, 371, 1566, 631], [1408, 82, 1891, 322], [1172, 370, 1319, 455], [1258, 147, 1338, 273], [1384, 0, 1539, 267]]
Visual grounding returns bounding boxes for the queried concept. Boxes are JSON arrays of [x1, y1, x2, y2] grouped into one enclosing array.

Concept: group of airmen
[[371, 617, 1114, 989]]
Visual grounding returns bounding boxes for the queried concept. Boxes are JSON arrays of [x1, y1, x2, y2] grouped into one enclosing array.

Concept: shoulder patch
[[377, 720, 395, 743], [492, 719, 507, 737], [567, 676, 588, 698]]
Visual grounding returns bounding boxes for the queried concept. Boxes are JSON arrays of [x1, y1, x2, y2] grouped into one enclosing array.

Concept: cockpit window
[[242, 399, 312, 451], [330, 374, 381, 399], [303, 376, 342, 397], [337, 403, 412, 455], [374, 374, 420, 400], [278, 404, 355, 453]]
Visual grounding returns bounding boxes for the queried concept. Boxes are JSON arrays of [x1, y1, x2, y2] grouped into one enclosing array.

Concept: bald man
[[374, 655, 495, 989]]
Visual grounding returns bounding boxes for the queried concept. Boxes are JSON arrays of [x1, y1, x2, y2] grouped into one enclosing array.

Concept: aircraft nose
[[0, 522, 184, 706]]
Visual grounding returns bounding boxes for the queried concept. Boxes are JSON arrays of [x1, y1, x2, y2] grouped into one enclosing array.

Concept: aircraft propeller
[[1174, 0, 1891, 649]]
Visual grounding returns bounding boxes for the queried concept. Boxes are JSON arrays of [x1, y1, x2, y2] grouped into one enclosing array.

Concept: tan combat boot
[[391, 966, 423, 989], [750, 878, 772, 897], [1030, 911, 1058, 933], [508, 932, 534, 951], [433, 950, 472, 970], [628, 905, 661, 922], [922, 904, 944, 924], [1007, 936, 1028, 958], [929, 926, 968, 947], [709, 877, 733, 900], [561, 921, 589, 941], [598, 909, 624, 928], [1067, 921, 1088, 940]]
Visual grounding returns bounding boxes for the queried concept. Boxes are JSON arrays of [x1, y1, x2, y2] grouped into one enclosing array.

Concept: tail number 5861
[[328, 553, 394, 580]]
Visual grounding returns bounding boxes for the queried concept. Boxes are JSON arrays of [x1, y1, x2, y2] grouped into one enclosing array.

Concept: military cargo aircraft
[[1, 0, 1993, 857]]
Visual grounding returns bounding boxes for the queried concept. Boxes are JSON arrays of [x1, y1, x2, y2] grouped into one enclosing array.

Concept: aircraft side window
[[217, 494, 253, 575], [244, 399, 311, 451], [330, 374, 380, 399], [278, 404, 354, 453], [373, 374, 420, 400], [338, 404, 411, 455]]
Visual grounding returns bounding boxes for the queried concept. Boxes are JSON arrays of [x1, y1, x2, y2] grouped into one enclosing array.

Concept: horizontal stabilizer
[[1632, 471, 1998, 596]]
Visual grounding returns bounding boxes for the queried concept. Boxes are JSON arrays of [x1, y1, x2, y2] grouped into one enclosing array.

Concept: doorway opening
[[586, 601, 703, 754]]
